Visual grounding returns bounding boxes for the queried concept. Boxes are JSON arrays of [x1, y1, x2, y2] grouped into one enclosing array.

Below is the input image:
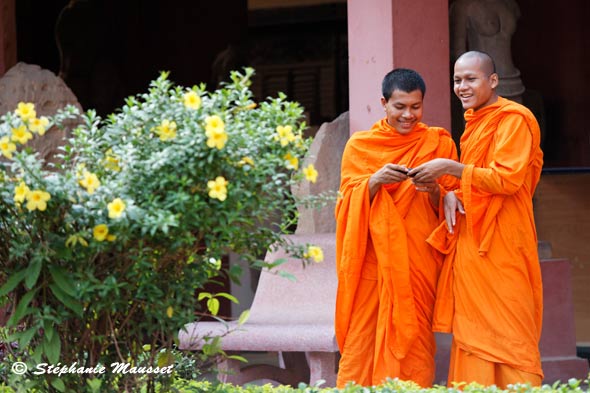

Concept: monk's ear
[[380, 97, 387, 109], [489, 73, 499, 89]]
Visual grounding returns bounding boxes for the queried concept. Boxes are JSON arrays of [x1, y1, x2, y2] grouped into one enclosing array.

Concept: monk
[[409, 51, 544, 388], [335, 68, 458, 388]]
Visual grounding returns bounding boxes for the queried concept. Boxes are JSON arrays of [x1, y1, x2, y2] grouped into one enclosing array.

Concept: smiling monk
[[335, 68, 458, 388], [409, 51, 544, 388]]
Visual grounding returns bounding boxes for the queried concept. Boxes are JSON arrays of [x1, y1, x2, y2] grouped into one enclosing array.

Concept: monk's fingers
[[407, 167, 421, 177], [413, 180, 436, 193], [412, 171, 435, 183], [388, 169, 408, 183], [457, 200, 465, 214], [444, 209, 454, 233]]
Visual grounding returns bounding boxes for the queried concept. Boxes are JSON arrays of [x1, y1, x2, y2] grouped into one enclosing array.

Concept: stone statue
[[450, 0, 524, 101]]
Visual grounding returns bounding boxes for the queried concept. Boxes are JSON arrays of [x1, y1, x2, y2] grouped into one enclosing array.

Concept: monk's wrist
[[448, 161, 464, 179]]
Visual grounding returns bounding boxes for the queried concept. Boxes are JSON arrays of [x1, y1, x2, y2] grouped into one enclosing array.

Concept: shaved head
[[453, 50, 499, 111], [456, 51, 496, 76]]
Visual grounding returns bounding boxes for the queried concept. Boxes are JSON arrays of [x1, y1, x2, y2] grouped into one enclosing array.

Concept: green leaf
[[6, 289, 37, 327], [197, 292, 211, 301], [277, 270, 297, 282], [49, 283, 83, 316], [156, 350, 175, 368], [48, 266, 76, 297], [24, 258, 43, 289], [44, 325, 55, 343], [227, 355, 248, 363], [237, 309, 250, 326], [18, 326, 38, 349], [32, 343, 43, 364], [86, 378, 103, 393], [202, 336, 222, 356], [44, 330, 61, 364], [0, 269, 27, 297], [207, 298, 220, 316], [50, 377, 66, 392], [214, 292, 238, 304]]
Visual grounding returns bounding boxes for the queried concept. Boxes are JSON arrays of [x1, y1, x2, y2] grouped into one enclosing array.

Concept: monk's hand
[[443, 191, 465, 233], [412, 179, 438, 194], [414, 179, 441, 207], [408, 158, 454, 182], [371, 163, 409, 185], [368, 164, 409, 201]]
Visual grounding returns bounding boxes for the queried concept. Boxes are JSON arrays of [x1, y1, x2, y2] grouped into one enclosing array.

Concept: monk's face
[[453, 56, 499, 111], [380, 89, 423, 134]]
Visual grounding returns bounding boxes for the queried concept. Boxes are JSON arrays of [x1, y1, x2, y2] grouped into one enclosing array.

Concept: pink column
[[0, 0, 16, 76], [347, 0, 450, 134]]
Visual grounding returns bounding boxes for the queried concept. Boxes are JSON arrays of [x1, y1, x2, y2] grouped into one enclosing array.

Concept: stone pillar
[[0, 0, 16, 76], [540, 258, 590, 383], [347, 0, 451, 134]]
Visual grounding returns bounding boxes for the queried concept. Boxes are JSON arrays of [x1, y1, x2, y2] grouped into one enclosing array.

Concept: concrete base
[[540, 258, 590, 382]]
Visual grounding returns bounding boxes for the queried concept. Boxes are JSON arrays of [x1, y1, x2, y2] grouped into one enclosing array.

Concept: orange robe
[[429, 97, 544, 387], [335, 119, 458, 388]]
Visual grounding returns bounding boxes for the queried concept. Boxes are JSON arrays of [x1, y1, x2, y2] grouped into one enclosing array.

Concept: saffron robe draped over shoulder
[[430, 97, 544, 379], [335, 119, 458, 387]]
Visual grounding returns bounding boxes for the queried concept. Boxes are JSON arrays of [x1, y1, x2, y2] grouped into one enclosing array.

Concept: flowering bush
[[0, 68, 322, 391]]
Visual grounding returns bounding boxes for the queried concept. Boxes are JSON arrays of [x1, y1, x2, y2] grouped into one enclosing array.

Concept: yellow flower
[[238, 156, 254, 167], [103, 149, 121, 172], [183, 91, 201, 110], [0, 136, 17, 159], [276, 125, 295, 147], [283, 152, 299, 170], [305, 246, 324, 263], [303, 164, 318, 183], [28, 116, 50, 135], [14, 102, 36, 122], [206, 128, 228, 150], [25, 189, 51, 212], [205, 115, 227, 150], [11, 125, 33, 145], [154, 119, 177, 141], [79, 170, 101, 194], [107, 198, 126, 219], [166, 306, 174, 318], [205, 115, 225, 133], [93, 224, 109, 241], [207, 176, 228, 201], [14, 181, 30, 203]]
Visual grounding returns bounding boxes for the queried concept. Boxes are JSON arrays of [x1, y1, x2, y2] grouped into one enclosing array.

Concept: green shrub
[[0, 68, 324, 391], [159, 377, 590, 393]]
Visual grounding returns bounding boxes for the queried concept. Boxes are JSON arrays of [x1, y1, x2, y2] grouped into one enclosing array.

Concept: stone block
[[0, 62, 82, 166], [292, 111, 349, 234]]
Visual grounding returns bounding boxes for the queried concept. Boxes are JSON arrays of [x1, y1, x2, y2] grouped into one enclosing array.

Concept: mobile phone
[[394, 167, 413, 176]]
